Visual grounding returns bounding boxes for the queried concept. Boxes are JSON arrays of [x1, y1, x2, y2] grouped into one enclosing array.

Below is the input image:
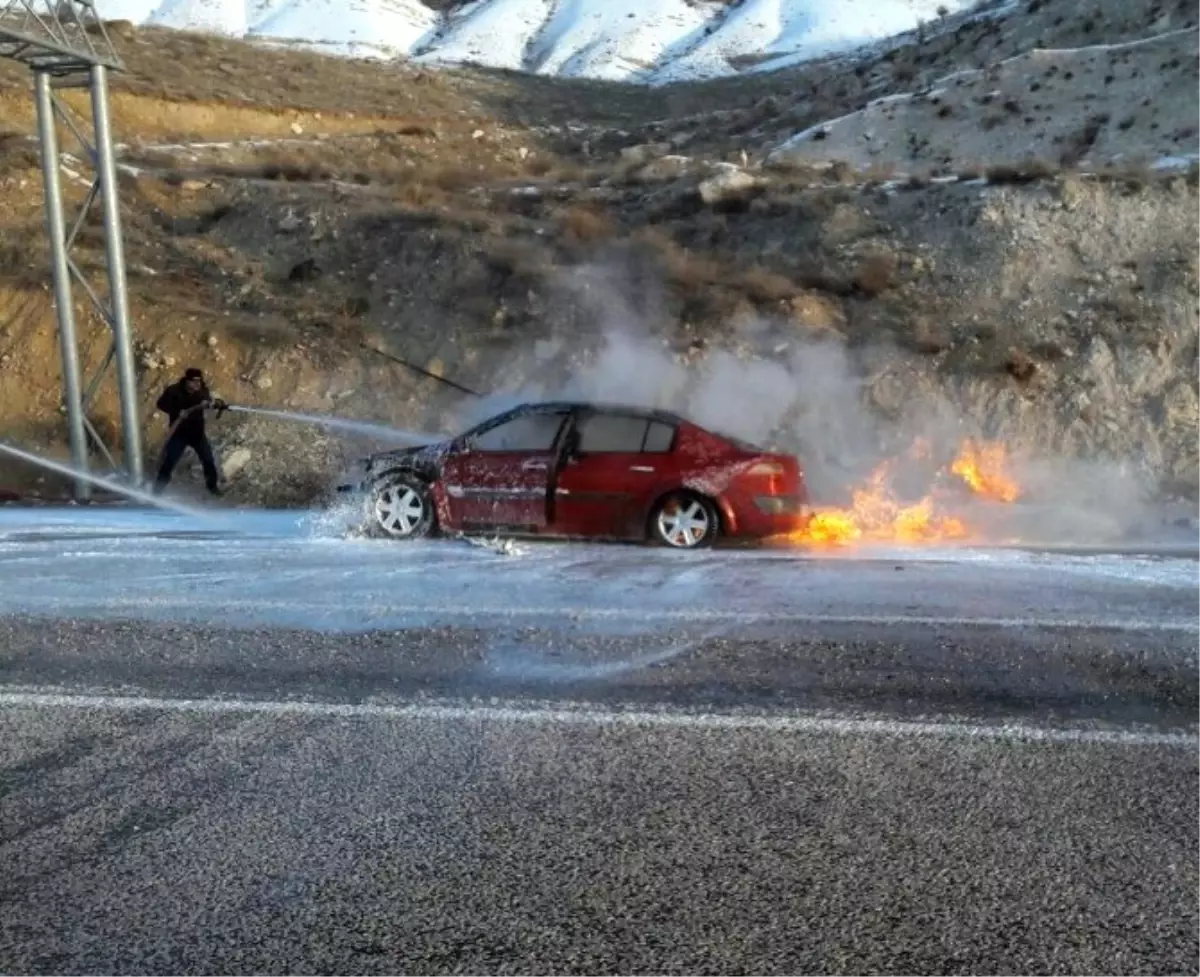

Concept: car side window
[[577, 414, 650, 453], [642, 421, 676, 453], [474, 412, 566, 452]]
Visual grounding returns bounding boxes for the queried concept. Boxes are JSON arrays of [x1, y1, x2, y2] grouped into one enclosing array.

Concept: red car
[[338, 402, 811, 549]]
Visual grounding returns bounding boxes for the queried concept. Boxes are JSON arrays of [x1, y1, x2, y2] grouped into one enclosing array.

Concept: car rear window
[[575, 414, 679, 453], [643, 421, 676, 453], [577, 414, 649, 453]]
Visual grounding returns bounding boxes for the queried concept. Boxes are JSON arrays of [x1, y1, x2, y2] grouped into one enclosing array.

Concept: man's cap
[[184, 368, 204, 380]]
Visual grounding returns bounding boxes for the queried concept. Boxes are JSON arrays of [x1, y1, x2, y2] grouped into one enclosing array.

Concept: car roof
[[514, 401, 688, 425], [476, 401, 769, 452]]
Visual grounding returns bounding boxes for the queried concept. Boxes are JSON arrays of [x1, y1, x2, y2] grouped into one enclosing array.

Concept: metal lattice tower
[[0, 1, 142, 500]]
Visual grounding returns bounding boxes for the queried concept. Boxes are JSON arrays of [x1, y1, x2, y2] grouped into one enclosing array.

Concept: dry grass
[[859, 162, 902, 185], [131, 128, 536, 185], [557, 205, 616, 244], [483, 238, 546, 280], [1004, 347, 1039, 383], [739, 266, 799, 302], [0, 131, 38, 171], [906, 314, 955, 353], [0, 26, 610, 124], [631, 227, 721, 288], [984, 159, 1061, 184], [854, 252, 899, 297], [1101, 288, 1144, 322], [0, 0, 1192, 488]]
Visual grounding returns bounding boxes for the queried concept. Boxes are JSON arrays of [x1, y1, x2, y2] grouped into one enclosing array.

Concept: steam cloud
[[444, 260, 1177, 545]]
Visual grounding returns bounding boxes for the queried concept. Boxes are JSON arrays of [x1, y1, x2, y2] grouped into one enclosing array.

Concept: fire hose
[[153, 398, 230, 473]]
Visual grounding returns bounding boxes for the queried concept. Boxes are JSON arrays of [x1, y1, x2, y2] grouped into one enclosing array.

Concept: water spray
[[225, 405, 439, 445], [0, 441, 315, 541], [0, 441, 214, 521]]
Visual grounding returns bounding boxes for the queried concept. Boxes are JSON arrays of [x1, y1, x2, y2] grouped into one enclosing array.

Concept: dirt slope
[[767, 29, 1199, 174], [0, 0, 1195, 506]]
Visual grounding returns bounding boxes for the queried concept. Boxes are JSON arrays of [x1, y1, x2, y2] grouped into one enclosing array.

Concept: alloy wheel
[[373, 482, 427, 537], [656, 497, 711, 548]]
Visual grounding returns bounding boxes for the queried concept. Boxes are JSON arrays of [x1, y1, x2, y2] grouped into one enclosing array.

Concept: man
[[153, 368, 226, 496]]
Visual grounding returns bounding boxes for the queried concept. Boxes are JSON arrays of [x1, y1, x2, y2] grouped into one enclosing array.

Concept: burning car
[[337, 401, 810, 549]]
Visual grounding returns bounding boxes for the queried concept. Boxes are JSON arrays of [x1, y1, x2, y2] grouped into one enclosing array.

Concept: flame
[[788, 439, 1019, 548], [949, 439, 1021, 503]]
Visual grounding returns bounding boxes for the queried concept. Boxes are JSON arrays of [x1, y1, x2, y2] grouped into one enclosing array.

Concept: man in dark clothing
[[153, 368, 226, 496]]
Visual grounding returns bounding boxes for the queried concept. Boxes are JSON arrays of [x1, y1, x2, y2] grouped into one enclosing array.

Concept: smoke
[[1002, 457, 1162, 544], [454, 260, 910, 500], [440, 259, 1178, 545]]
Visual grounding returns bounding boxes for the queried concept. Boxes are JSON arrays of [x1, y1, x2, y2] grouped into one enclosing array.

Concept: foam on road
[[1, 505, 1196, 973], [0, 506, 1195, 635]]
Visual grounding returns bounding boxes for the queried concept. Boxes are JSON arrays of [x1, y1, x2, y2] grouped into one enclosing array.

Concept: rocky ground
[[0, 0, 1195, 506]]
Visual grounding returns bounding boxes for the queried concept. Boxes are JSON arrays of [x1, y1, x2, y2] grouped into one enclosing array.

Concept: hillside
[[94, 0, 982, 82], [0, 0, 1196, 511]]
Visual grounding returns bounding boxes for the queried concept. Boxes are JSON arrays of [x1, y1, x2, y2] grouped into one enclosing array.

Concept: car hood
[[362, 439, 451, 469]]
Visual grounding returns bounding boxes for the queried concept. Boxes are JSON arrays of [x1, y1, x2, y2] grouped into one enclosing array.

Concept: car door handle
[[522, 460, 549, 471], [630, 465, 655, 473]]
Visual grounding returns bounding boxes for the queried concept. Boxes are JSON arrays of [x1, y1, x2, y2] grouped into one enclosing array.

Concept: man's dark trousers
[[154, 433, 219, 494]]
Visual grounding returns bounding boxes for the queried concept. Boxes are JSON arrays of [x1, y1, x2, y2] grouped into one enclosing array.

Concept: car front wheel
[[650, 492, 718, 549], [369, 473, 435, 540]]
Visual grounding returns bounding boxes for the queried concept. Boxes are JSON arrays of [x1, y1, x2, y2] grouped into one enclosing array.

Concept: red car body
[[341, 402, 811, 547]]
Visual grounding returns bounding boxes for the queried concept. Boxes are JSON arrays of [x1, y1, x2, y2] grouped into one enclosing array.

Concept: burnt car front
[[335, 441, 449, 495]]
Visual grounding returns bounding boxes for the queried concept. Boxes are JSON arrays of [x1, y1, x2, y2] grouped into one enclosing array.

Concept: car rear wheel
[[369, 473, 435, 540], [650, 492, 718, 549]]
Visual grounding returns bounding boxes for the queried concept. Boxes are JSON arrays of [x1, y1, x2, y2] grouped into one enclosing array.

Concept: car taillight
[[745, 461, 786, 476]]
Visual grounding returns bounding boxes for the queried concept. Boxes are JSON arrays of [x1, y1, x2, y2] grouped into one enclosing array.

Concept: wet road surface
[[0, 507, 1196, 974]]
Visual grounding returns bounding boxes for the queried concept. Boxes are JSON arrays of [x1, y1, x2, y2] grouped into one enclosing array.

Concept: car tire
[[368, 472, 436, 540], [649, 491, 718, 549]]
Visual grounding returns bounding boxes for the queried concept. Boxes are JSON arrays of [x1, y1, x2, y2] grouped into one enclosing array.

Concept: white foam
[[0, 508, 1193, 634]]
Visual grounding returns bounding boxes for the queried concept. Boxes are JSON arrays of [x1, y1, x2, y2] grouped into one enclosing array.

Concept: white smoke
[[439, 261, 1182, 545]]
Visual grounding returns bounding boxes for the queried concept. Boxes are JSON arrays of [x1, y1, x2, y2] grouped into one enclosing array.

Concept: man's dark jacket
[[156, 378, 211, 441]]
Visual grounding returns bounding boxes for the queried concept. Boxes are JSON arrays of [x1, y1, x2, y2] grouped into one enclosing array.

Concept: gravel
[[0, 614, 1196, 974]]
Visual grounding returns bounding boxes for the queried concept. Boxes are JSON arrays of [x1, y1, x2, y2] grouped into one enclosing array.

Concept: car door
[[553, 411, 676, 538], [439, 408, 569, 531]]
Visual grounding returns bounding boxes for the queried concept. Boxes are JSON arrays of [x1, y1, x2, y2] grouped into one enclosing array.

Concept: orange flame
[[789, 439, 1019, 548], [949, 439, 1021, 503]]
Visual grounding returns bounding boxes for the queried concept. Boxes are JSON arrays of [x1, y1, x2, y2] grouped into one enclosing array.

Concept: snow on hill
[[94, 0, 983, 83], [249, 0, 439, 58], [654, 0, 968, 82]]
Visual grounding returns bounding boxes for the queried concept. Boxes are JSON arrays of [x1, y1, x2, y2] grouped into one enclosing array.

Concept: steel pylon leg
[[90, 63, 143, 484], [34, 68, 90, 501]]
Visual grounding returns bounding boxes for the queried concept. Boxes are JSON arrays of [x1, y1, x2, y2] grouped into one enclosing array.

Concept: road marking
[[0, 688, 1194, 748], [4, 596, 1197, 632]]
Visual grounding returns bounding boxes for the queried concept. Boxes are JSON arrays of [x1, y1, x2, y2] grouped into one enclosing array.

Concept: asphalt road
[[1, 615, 1197, 976], [0, 508, 1197, 974]]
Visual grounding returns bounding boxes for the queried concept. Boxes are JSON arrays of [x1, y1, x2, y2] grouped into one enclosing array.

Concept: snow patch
[[150, 0, 249, 34], [653, 0, 976, 84], [415, 0, 552, 72], [96, 0, 164, 21], [525, 0, 713, 81], [1152, 153, 1200, 171], [247, 0, 439, 56], [93, 0, 990, 82]]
